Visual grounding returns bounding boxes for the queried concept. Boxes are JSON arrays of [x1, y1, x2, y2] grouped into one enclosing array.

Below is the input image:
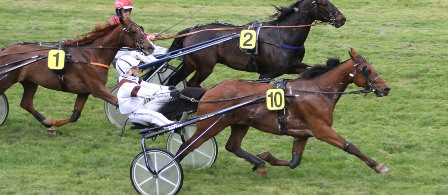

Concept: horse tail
[[159, 87, 207, 120], [168, 28, 191, 51]]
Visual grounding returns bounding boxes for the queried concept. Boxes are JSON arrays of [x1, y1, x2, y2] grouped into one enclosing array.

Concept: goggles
[[122, 8, 132, 13]]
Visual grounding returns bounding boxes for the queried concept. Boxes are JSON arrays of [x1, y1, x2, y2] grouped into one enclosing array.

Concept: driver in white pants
[[116, 55, 175, 127]]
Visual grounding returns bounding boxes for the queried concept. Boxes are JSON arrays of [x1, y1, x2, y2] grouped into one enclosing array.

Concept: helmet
[[115, 0, 133, 9], [116, 55, 140, 76]]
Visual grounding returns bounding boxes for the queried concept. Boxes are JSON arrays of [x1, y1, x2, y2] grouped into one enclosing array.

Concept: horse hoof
[[42, 116, 55, 126], [375, 163, 390, 174], [256, 151, 269, 160], [47, 127, 57, 136], [255, 166, 268, 177]]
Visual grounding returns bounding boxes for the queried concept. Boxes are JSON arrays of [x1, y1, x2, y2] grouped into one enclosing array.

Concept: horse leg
[[258, 73, 276, 80], [85, 83, 117, 106], [167, 60, 196, 86], [226, 125, 267, 177], [51, 94, 89, 127], [186, 57, 215, 87], [313, 123, 389, 173], [284, 61, 310, 74], [20, 82, 55, 131], [257, 137, 309, 169]]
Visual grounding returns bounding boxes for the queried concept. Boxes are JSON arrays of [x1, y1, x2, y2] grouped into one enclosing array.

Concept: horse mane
[[299, 58, 341, 79], [270, 1, 301, 21], [62, 23, 119, 47]]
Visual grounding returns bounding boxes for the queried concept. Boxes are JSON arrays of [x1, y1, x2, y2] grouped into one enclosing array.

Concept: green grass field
[[1, 0, 447, 194]]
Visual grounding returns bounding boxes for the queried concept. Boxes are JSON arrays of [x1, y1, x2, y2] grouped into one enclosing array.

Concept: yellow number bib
[[48, 50, 65, 70], [266, 89, 285, 110], [239, 30, 257, 49]]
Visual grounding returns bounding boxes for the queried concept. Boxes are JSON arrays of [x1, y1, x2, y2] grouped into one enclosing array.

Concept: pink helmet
[[115, 0, 133, 9]]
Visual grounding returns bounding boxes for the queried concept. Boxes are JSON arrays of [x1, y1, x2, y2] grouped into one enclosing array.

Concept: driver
[[107, 0, 133, 24], [108, 0, 167, 68], [115, 55, 176, 127]]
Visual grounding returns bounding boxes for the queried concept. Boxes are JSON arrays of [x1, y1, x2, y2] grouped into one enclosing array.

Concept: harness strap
[[273, 78, 288, 135], [250, 55, 258, 73], [90, 62, 110, 69], [281, 44, 304, 50], [52, 45, 70, 92], [244, 21, 262, 73]]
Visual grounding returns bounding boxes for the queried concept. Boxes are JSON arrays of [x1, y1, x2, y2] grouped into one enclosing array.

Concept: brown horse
[[0, 18, 153, 134], [167, 0, 346, 87], [163, 48, 391, 176]]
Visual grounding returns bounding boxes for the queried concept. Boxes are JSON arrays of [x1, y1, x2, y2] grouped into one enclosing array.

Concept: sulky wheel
[[130, 148, 183, 195], [166, 119, 218, 169], [103, 85, 127, 127], [0, 94, 9, 125]]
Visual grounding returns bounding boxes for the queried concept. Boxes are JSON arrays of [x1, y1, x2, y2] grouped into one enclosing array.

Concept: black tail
[[159, 87, 207, 120]]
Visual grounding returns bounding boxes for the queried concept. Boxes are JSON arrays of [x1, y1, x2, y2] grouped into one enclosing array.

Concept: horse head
[[349, 48, 390, 97], [297, 0, 346, 28], [120, 18, 154, 55]]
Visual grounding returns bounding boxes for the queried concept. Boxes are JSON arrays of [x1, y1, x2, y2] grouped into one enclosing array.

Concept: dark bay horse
[[0, 18, 154, 134], [163, 48, 391, 176], [167, 0, 346, 87]]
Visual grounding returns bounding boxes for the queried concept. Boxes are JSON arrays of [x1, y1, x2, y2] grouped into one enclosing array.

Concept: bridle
[[310, 0, 340, 25], [350, 58, 382, 92], [121, 20, 153, 55]]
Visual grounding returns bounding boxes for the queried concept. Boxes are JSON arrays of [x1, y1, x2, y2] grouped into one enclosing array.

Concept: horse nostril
[[384, 87, 391, 95], [340, 18, 346, 25], [334, 17, 346, 28]]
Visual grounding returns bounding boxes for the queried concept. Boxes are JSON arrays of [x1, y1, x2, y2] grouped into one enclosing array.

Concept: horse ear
[[349, 48, 355, 58], [350, 48, 360, 58]]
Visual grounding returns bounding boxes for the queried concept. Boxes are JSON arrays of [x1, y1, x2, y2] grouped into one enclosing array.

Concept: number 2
[[239, 30, 256, 49], [243, 32, 254, 47]]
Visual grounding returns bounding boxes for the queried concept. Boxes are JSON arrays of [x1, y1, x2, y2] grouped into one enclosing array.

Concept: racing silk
[[117, 75, 171, 114], [115, 50, 154, 64]]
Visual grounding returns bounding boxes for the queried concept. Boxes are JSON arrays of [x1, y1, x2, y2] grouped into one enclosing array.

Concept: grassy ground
[[1, 0, 447, 194]]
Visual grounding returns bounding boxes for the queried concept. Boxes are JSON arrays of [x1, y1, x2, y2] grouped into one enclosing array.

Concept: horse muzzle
[[374, 87, 390, 97], [141, 46, 155, 56], [333, 12, 346, 28]]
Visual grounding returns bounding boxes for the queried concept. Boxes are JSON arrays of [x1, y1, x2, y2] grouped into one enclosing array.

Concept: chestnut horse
[[163, 48, 391, 176], [0, 18, 154, 134], [167, 0, 346, 87]]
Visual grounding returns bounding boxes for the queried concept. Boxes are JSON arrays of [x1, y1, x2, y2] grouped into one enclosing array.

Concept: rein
[[291, 88, 371, 95], [0, 55, 48, 76], [158, 0, 216, 35], [180, 89, 267, 103], [154, 22, 332, 41], [180, 84, 372, 104]]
